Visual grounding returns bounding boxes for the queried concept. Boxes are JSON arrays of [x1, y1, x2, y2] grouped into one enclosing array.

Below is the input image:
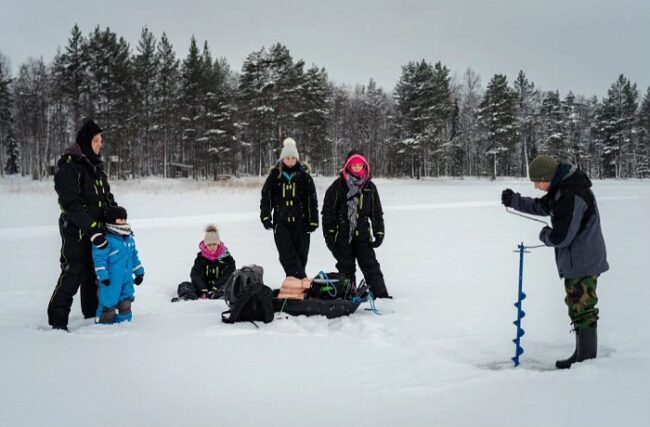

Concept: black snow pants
[[47, 216, 98, 328], [334, 236, 388, 298], [274, 222, 310, 279]]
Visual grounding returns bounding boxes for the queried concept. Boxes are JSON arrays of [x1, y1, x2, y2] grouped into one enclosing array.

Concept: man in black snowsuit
[[321, 150, 389, 298], [502, 155, 608, 369], [48, 119, 117, 330], [260, 138, 318, 279]]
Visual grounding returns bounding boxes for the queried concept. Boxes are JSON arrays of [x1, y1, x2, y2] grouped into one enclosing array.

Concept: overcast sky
[[1, 0, 648, 97]]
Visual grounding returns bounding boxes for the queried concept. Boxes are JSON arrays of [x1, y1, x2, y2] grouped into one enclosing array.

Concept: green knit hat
[[529, 155, 559, 182]]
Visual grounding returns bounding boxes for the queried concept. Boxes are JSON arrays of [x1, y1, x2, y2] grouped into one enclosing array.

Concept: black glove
[[101, 279, 110, 287], [262, 218, 273, 230], [91, 233, 108, 249], [539, 226, 552, 243], [371, 233, 384, 248], [324, 233, 336, 252], [501, 189, 514, 207], [306, 222, 319, 233], [134, 275, 144, 285], [208, 287, 224, 300]]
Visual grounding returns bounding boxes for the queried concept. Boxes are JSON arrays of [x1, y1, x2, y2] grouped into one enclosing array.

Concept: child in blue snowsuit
[[92, 206, 145, 324]]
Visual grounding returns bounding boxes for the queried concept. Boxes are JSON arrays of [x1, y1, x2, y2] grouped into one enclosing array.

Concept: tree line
[[0, 24, 649, 180]]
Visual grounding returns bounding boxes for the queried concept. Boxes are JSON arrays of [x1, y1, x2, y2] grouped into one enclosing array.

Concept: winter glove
[[324, 233, 336, 253], [91, 233, 108, 249], [371, 233, 384, 248], [262, 218, 273, 230], [101, 279, 110, 287], [501, 189, 514, 207], [539, 226, 552, 245], [306, 222, 319, 233], [134, 275, 144, 285], [208, 287, 224, 300]]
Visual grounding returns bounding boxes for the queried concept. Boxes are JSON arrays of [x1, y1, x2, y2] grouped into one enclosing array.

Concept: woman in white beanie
[[260, 137, 319, 279]]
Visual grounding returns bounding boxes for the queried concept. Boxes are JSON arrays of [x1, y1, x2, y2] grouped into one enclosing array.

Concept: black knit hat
[[76, 119, 103, 154], [106, 206, 127, 224], [529, 155, 559, 182]]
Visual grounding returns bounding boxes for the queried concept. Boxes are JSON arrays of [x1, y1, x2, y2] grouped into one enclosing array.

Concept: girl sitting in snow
[[175, 224, 236, 301], [92, 206, 145, 324]]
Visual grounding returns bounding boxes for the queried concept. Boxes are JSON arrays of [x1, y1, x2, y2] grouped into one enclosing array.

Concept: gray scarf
[[345, 174, 367, 242]]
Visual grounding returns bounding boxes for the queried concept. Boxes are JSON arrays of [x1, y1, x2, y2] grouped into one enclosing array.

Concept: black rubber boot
[[555, 333, 578, 369], [556, 326, 597, 369], [576, 326, 597, 362]]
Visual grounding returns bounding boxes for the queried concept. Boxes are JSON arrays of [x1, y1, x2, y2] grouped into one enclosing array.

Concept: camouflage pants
[[564, 275, 599, 330]]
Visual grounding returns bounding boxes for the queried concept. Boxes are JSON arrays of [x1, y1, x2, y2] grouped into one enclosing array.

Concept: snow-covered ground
[[1, 176, 648, 427]]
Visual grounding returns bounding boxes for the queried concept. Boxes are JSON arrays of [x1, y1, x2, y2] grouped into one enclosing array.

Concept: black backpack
[[221, 283, 274, 325], [309, 272, 364, 300], [221, 265, 274, 325], [223, 265, 265, 308]]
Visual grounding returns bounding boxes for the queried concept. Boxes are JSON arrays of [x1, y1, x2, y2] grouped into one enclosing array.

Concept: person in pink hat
[[321, 150, 390, 298]]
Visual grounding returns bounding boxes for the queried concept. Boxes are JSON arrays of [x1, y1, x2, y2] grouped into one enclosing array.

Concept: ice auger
[[512, 242, 528, 367]]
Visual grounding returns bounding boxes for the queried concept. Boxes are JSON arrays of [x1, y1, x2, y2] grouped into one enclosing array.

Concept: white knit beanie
[[280, 137, 300, 161], [204, 224, 221, 245]]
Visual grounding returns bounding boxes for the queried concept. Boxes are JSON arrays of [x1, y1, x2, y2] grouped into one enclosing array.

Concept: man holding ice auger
[[501, 155, 609, 369]]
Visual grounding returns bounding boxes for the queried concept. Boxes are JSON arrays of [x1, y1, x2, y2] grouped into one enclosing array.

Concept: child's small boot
[[115, 300, 133, 323], [97, 308, 116, 325]]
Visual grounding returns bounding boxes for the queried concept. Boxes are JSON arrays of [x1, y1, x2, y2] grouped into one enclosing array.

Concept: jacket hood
[[551, 161, 591, 190]]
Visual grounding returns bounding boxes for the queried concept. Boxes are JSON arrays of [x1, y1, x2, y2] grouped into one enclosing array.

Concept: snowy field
[[1, 175, 649, 427]]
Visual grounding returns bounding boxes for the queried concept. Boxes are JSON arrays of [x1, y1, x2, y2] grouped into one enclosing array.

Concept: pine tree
[[49, 50, 70, 160], [477, 74, 519, 179], [238, 44, 306, 174], [0, 59, 19, 174], [394, 60, 435, 177], [539, 90, 567, 158], [429, 61, 455, 175], [296, 65, 330, 173], [563, 91, 594, 169], [636, 87, 650, 177], [59, 24, 87, 129], [181, 36, 204, 177], [133, 27, 158, 176], [598, 74, 638, 177], [155, 32, 180, 178], [84, 27, 134, 177], [513, 70, 537, 177]]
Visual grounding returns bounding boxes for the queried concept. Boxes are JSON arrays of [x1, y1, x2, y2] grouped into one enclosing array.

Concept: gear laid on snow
[[272, 271, 370, 319]]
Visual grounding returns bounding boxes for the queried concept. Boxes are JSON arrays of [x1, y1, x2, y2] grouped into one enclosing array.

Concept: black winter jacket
[[321, 174, 385, 243], [190, 252, 236, 294], [511, 162, 609, 278], [54, 144, 116, 236], [260, 163, 318, 229]]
